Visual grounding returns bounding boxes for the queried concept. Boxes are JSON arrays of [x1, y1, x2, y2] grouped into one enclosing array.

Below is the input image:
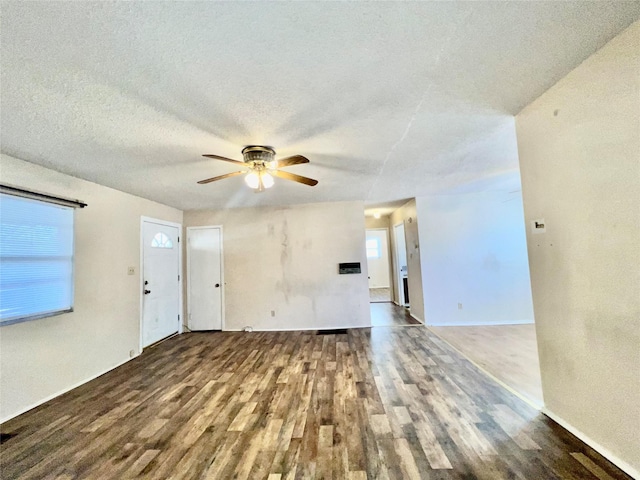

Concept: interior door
[[142, 220, 180, 347], [187, 226, 223, 330], [366, 229, 391, 288]]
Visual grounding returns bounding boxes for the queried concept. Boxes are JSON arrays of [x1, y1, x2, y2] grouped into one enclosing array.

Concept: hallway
[[370, 302, 421, 327]]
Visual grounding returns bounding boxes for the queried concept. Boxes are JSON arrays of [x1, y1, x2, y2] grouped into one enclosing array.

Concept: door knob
[[144, 289, 151, 295], [215, 283, 220, 288]]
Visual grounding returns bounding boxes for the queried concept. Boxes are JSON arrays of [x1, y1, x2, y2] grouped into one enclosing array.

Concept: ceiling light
[[374, 212, 381, 219], [262, 172, 274, 189], [245, 171, 259, 189]]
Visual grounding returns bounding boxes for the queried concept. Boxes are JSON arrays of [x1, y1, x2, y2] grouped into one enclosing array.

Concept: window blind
[[0, 193, 75, 325]]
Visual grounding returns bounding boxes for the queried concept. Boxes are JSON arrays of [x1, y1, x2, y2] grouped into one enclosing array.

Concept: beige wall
[[516, 22, 640, 475], [365, 215, 390, 229], [389, 200, 424, 322], [184, 201, 370, 331], [0, 154, 183, 422]]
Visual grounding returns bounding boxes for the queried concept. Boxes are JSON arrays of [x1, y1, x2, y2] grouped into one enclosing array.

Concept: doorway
[[393, 223, 409, 307], [141, 217, 181, 349], [366, 229, 392, 303], [187, 226, 224, 330]]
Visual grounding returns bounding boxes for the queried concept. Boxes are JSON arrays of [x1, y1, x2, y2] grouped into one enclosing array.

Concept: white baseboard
[[0, 354, 138, 424], [541, 408, 639, 479], [223, 324, 371, 332], [428, 319, 535, 327]]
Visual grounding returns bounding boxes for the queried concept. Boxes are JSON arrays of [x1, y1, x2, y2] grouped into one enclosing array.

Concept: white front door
[[187, 226, 223, 330], [142, 220, 180, 347]]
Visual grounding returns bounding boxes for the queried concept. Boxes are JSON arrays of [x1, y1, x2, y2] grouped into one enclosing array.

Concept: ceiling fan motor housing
[[242, 145, 275, 166]]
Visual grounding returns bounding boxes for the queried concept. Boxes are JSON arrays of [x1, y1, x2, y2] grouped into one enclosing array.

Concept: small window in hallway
[[366, 238, 380, 258]]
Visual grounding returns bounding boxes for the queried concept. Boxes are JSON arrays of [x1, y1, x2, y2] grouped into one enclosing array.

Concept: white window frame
[[0, 185, 85, 326]]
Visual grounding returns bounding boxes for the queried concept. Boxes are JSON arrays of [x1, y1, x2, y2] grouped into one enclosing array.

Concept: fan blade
[[202, 154, 248, 166], [197, 170, 246, 184], [276, 155, 310, 168], [272, 169, 318, 186]]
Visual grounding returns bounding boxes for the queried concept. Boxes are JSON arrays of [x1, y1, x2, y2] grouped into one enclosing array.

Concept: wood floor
[[370, 302, 421, 327], [428, 324, 543, 406], [1, 327, 630, 480], [369, 288, 392, 303]]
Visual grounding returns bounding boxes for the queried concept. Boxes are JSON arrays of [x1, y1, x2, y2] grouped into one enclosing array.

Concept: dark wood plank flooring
[[0, 327, 631, 479]]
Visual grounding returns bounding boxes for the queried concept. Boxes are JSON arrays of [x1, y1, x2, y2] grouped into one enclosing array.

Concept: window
[[151, 232, 173, 249], [366, 238, 380, 258], [0, 193, 75, 325]]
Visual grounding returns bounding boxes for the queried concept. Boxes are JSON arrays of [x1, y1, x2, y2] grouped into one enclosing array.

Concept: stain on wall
[[184, 201, 370, 331]]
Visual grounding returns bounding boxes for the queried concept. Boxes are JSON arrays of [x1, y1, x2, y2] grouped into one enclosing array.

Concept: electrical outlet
[[458, 303, 463, 310], [129, 349, 135, 358], [127, 266, 135, 275], [271, 310, 275, 317]]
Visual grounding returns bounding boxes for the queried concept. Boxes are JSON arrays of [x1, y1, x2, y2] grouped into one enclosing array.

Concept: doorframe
[[186, 225, 225, 331], [393, 222, 407, 306], [139, 216, 183, 352]]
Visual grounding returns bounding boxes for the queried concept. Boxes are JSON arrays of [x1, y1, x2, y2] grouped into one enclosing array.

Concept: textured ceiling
[[2, 2, 638, 210]]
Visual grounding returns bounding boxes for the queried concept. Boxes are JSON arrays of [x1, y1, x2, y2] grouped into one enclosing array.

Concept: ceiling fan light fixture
[[262, 172, 274, 188], [245, 171, 260, 189], [199, 146, 317, 189]]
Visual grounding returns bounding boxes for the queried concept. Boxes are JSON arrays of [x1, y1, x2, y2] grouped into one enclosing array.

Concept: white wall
[[516, 21, 640, 476], [183, 201, 370, 331], [389, 200, 424, 321], [0, 154, 183, 422], [416, 192, 534, 326]]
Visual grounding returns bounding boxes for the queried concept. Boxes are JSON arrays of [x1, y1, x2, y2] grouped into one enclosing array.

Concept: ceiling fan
[[198, 146, 318, 192]]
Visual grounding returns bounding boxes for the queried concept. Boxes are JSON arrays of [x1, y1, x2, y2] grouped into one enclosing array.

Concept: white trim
[[392, 222, 407, 306], [140, 216, 183, 352], [541, 408, 639, 479], [0, 355, 137, 424], [185, 225, 225, 331], [427, 319, 535, 327], [226, 325, 370, 332]]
